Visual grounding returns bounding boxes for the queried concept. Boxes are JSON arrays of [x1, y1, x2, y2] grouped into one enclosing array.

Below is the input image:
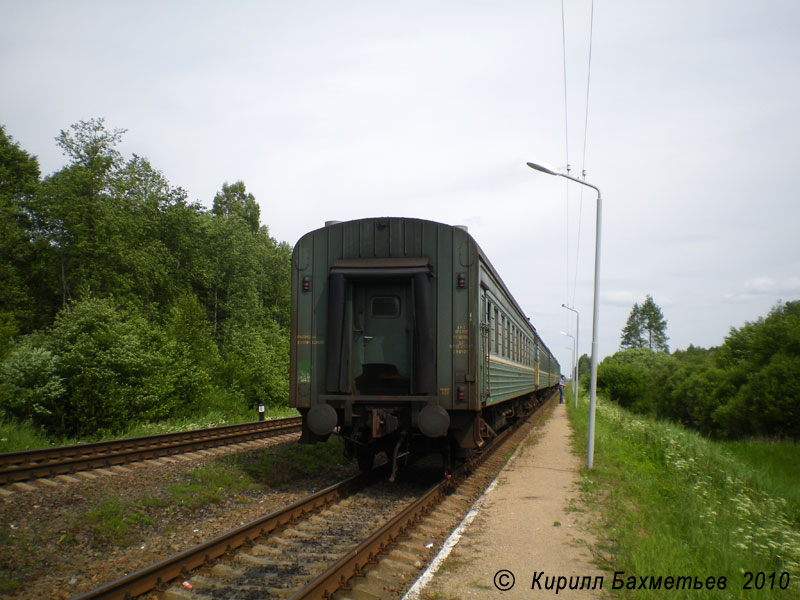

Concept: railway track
[[0, 417, 302, 486], [70, 393, 555, 600]]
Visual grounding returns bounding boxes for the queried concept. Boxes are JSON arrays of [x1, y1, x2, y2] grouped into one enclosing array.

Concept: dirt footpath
[[406, 402, 605, 599]]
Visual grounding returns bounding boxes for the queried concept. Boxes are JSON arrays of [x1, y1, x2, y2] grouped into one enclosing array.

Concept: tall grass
[[567, 385, 799, 598], [0, 420, 58, 453]]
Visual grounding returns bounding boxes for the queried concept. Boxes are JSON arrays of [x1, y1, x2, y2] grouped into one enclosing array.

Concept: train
[[289, 217, 560, 475]]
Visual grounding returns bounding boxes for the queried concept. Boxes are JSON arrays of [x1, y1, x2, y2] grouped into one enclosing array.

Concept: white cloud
[[725, 275, 800, 300], [2, 0, 799, 369]]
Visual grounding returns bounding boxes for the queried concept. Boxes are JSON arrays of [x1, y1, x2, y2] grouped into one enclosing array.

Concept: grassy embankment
[[0, 405, 300, 453], [566, 384, 800, 599]]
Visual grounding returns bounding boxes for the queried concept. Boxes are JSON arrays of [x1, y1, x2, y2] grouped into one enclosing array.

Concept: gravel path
[[412, 402, 604, 599]]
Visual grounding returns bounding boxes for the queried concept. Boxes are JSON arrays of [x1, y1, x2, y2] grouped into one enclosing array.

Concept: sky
[[2, 0, 799, 374]]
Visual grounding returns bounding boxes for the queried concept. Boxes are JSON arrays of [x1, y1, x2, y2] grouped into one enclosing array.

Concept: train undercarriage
[[300, 390, 551, 480]]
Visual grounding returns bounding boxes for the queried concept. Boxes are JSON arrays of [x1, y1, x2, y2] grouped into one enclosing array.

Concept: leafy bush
[[0, 296, 218, 437], [597, 348, 672, 414], [597, 360, 650, 409], [0, 336, 65, 430], [45, 297, 173, 436], [218, 320, 289, 408]]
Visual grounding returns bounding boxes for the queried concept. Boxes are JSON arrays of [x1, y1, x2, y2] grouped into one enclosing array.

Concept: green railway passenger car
[[290, 217, 560, 472]]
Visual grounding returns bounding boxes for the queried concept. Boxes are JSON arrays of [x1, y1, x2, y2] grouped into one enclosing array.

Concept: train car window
[[500, 315, 505, 356], [494, 308, 499, 354], [371, 296, 401, 318], [513, 327, 517, 362], [486, 300, 493, 354]]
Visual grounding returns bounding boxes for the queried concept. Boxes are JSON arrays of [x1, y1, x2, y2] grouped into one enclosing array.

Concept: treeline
[[0, 119, 291, 438], [596, 301, 800, 440]]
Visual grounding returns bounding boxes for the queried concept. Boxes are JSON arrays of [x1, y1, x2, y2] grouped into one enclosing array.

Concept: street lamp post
[[562, 304, 579, 409], [527, 161, 602, 470], [560, 331, 575, 407]]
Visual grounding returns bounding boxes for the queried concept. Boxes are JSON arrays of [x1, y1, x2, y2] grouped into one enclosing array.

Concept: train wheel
[[357, 448, 375, 472]]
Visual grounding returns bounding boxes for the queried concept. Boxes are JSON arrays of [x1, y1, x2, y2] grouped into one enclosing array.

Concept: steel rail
[[69, 472, 370, 600], [293, 479, 450, 600], [292, 402, 537, 600], [0, 417, 302, 485]]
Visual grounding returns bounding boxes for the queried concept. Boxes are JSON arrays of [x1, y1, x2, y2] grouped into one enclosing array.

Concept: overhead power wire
[[581, 0, 595, 176], [560, 0, 571, 175], [571, 0, 596, 310], [561, 0, 571, 306]]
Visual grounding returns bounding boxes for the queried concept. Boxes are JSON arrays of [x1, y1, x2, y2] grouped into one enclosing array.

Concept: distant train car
[[290, 217, 559, 472]]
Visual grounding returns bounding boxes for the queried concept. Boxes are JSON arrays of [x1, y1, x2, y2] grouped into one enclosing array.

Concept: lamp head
[[526, 161, 560, 176]]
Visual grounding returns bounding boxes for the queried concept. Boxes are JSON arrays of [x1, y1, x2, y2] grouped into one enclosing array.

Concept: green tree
[[202, 211, 259, 332], [713, 301, 800, 439], [108, 154, 192, 309], [620, 294, 669, 352], [212, 181, 260, 234], [620, 302, 644, 349], [202, 181, 290, 332], [0, 126, 41, 352], [255, 233, 291, 328], [55, 118, 126, 171], [32, 118, 129, 310]]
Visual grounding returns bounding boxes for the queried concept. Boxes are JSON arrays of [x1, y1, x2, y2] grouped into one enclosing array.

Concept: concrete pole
[[527, 162, 602, 469]]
